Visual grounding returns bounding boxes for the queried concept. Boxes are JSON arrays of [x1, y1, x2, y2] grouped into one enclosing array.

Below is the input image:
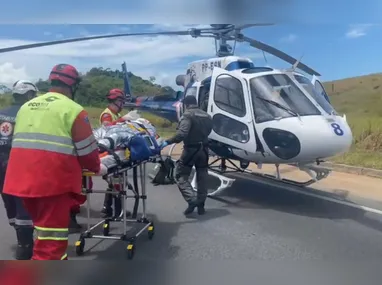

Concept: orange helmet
[[48, 64, 81, 87], [106, 88, 125, 101]]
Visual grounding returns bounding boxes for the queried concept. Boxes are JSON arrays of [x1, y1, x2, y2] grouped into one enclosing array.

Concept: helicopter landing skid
[[191, 169, 236, 197], [253, 163, 332, 188], [189, 158, 332, 197], [190, 157, 246, 197]]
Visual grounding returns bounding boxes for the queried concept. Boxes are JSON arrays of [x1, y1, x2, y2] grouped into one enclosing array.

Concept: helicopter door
[[311, 75, 330, 103], [208, 67, 256, 152]]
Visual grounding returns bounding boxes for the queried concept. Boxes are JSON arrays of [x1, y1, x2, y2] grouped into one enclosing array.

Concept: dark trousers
[[1, 192, 34, 248], [1, 192, 33, 227], [1, 166, 34, 251], [175, 145, 209, 204]]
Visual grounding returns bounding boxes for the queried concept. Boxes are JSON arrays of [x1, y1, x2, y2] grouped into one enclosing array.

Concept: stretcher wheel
[[126, 242, 135, 260], [75, 238, 85, 256], [103, 221, 110, 236], [148, 223, 155, 240]]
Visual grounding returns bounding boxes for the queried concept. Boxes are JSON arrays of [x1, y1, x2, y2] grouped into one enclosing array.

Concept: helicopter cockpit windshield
[[293, 74, 338, 116], [250, 73, 321, 123]]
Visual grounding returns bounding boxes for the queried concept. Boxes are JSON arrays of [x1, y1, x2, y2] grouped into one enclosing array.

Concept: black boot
[[197, 202, 205, 215], [101, 206, 113, 218], [15, 227, 34, 260], [183, 200, 198, 216]]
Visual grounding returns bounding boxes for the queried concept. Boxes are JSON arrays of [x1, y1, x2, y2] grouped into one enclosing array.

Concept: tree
[[35, 67, 175, 107]]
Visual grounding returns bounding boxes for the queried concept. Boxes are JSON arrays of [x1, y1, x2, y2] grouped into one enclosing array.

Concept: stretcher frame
[[75, 156, 160, 260]]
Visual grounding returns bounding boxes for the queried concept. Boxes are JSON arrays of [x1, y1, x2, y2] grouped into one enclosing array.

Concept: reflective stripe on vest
[[35, 226, 69, 241], [13, 92, 84, 155], [61, 253, 68, 260], [100, 107, 120, 123], [13, 132, 76, 155]]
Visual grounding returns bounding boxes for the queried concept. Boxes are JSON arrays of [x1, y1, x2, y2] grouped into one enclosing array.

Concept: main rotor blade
[[235, 24, 274, 30], [242, 36, 321, 76], [0, 31, 191, 54]]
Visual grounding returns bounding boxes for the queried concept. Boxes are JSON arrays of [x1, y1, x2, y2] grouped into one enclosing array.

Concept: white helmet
[[12, 80, 39, 95]]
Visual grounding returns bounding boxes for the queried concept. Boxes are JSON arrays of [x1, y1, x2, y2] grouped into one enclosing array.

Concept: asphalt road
[[1, 166, 382, 283]]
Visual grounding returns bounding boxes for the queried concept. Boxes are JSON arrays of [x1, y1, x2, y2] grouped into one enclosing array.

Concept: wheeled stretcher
[[74, 118, 162, 260], [75, 154, 160, 260]]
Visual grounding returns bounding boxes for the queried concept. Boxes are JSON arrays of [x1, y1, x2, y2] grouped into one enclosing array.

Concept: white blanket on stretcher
[[93, 116, 163, 176]]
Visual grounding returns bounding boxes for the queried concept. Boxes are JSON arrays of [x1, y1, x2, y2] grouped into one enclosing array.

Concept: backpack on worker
[[150, 156, 176, 185]]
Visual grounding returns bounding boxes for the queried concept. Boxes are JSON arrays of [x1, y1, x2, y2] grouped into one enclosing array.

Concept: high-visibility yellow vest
[[13, 92, 83, 156], [4, 91, 86, 197], [99, 107, 120, 124]]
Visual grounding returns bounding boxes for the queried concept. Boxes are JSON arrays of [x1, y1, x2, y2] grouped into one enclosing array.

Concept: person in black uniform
[[0, 80, 38, 259], [161, 95, 213, 215]]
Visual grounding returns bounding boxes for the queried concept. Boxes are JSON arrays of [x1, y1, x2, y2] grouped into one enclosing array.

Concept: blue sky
[[0, 0, 380, 88]]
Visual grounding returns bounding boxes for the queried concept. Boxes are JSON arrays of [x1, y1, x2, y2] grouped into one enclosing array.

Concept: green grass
[[324, 73, 382, 169]]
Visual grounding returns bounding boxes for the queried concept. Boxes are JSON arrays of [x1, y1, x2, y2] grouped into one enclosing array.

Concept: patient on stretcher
[[90, 117, 162, 176]]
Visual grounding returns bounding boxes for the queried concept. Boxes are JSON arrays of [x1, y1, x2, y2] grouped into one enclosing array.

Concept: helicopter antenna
[[291, 53, 304, 72], [262, 50, 269, 67]]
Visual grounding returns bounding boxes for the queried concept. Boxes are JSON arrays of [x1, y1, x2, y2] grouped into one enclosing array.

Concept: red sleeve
[[72, 110, 100, 173], [100, 113, 125, 126]]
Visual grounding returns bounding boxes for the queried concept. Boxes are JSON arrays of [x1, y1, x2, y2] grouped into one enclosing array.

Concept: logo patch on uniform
[[0, 122, 13, 137], [83, 116, 89, 123]]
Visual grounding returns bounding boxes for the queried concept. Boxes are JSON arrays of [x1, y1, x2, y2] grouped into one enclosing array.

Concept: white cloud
[[0, 62, 29, 84], [280, 34, 297, 43], [345, 24, 375, 39], [0, 25, 261, 90]]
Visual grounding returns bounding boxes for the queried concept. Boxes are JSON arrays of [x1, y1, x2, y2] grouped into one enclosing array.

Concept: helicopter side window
[[198, 84, 210, 112], [212, 113, 250, 143], [294, 75, 337, 115], [314, 80, 331, 102], [213, 75, 246, 117]]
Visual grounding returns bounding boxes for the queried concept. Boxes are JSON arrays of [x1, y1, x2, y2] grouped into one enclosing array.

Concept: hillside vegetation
[[323, 73, 382, 169], [1, 67, 382, 169]]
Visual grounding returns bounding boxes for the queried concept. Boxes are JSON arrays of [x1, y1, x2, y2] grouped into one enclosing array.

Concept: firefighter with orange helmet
[[100, 88, 127, 126], [99, 88, 135, 217], [2, 63, 100, 260]]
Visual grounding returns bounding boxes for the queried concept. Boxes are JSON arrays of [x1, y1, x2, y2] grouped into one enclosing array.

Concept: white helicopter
[[0, 24, 353, 196]]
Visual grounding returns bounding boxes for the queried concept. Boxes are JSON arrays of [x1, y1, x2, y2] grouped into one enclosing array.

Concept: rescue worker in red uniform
[[99, 88, 127, 126], [0, 80, 38, 260], [2, 63, 101, 260], [99, 88, 136, 217]]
